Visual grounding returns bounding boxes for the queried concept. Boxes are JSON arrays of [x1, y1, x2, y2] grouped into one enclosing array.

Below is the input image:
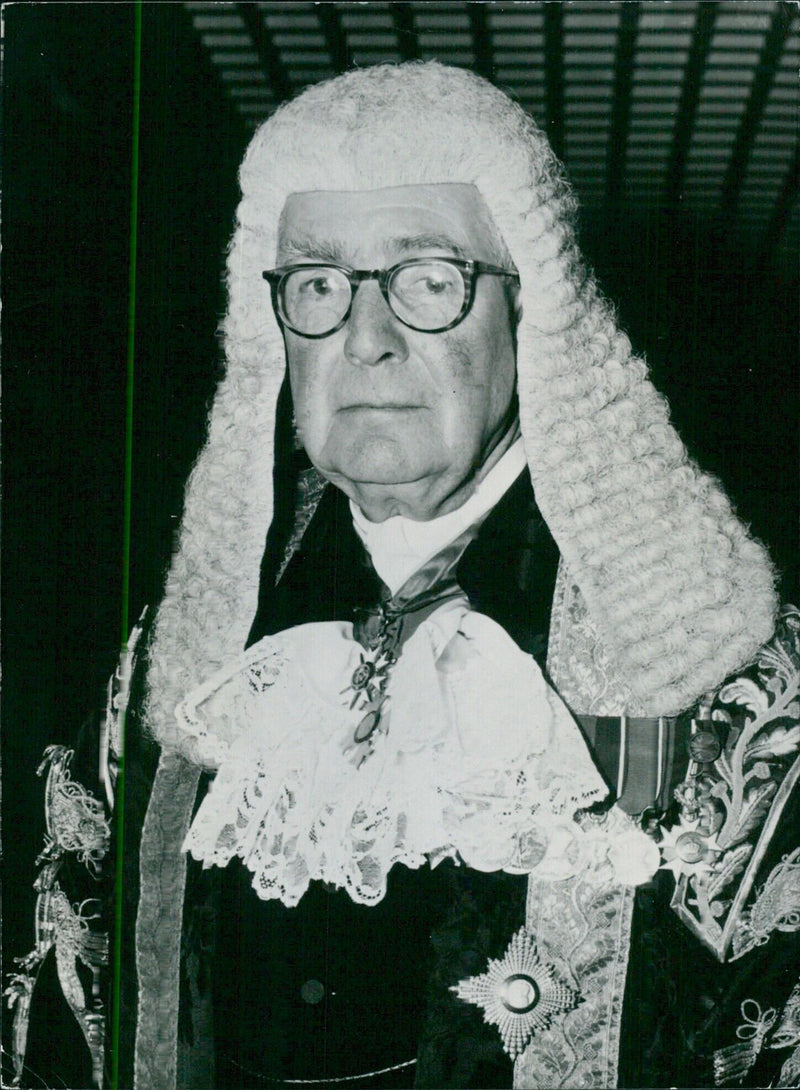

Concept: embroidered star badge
[[450, 928, 578, 1059], [658, 815, 722, 881]]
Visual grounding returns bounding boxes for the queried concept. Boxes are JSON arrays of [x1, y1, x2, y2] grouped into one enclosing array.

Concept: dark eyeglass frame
[[261, 258, 520, 338]]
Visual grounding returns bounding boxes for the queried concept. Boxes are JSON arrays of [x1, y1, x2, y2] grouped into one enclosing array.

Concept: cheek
[[477, 303, 517, 417], [287, 346, 328, 429], [439, 318, 516, 423]]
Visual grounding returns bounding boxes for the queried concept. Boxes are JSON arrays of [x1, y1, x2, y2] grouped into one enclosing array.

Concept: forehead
[[276, 183, 503, 263]]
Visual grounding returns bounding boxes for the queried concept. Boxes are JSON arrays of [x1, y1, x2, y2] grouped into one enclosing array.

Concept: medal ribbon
[[345, 522, 483, 765]]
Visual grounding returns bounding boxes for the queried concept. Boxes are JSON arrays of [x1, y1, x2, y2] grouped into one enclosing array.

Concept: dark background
[[2, 4, 797, 1086], [3, 7, 248, 1085]]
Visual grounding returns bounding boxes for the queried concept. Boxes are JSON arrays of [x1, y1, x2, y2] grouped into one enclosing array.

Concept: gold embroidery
[[713, 999, 777, 1086], [772, 978, 800, 1051], [732, 847, 800, 959], [4, 747, 110, 1088], [665, 607, 800, 961]]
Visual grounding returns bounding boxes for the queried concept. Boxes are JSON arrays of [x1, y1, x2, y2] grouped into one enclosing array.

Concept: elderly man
[[10, 62, 800, 1090]]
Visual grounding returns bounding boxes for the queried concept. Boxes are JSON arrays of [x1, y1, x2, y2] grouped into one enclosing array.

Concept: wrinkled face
[[275, 184, 518, 520]]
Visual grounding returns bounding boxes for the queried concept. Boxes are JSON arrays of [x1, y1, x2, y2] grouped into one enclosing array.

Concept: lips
[[338, 403, 423, 411]]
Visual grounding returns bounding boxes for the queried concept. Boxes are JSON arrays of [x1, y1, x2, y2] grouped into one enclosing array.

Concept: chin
[[339, 455, 424, 486], [319, 437, 436, 487]]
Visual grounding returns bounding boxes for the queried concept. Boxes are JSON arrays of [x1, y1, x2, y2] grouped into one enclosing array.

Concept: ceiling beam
[[317, 4, 352, 75], [236, 3, 292, 104], [392, 3, 419, 62], [758, 143, 800, 267], [468, 3, 494, 82], [663, 2, 717, 208], [544, 2, 564, 160], [606, 2, 639, 208], [720, 4, 795, 217]]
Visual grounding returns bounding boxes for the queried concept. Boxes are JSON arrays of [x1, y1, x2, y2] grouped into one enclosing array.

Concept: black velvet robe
[[11, 472, 800, 1089], [208, 474, 800, 1090], [212, 470, 558, 1089]]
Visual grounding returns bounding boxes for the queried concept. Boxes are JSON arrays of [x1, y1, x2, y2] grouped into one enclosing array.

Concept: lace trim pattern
[[511, 560, 643, 1089], [179, 604, 657, 907], [548, 561, 647, 716], [514, 862, 634, 1088]]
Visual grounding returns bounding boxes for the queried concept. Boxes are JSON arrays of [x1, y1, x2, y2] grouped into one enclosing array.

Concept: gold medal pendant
[[343, 609, 402, 767]]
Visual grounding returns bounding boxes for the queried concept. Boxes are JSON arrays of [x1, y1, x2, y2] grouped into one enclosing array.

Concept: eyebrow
[[277, 231, 469, 265], [391, 233, 468, 259], [278, 234, 350, 264]]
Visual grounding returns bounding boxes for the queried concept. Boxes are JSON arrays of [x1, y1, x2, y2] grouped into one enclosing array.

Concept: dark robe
[[212, 470, 558, 1089], [10, 471, 800, 1090], [207, 474, 800, 1090]]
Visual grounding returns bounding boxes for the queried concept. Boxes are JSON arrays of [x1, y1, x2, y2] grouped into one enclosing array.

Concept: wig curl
[[144, 61, 777, 759]]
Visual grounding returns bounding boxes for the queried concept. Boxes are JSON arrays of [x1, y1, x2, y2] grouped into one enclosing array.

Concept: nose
[[343, 280, 409, 368]]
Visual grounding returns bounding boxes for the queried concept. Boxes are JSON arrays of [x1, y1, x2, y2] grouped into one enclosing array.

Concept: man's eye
[[421, 276, 450, 295], [300, 275, 334, 297], [402, 272, 457, 296]]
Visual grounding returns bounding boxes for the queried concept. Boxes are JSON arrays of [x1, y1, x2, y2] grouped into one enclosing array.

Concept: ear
[[504, 280, 522, 332], [511, 282, 523, 325], [505, 282, 522, 357]]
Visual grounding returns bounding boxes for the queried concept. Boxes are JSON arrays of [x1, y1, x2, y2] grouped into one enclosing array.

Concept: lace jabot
[[179, 598, 659, 907]]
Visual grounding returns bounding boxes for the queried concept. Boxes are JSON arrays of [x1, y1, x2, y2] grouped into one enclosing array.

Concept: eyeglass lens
[[280, 261, 467, 335]]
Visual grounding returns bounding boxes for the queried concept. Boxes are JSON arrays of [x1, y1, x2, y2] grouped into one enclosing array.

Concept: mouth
[[338, 404, 424, 411]]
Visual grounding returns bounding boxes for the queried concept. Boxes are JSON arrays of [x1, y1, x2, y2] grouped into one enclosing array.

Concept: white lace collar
[[179, 598, 659, 907], [350, 436, 527, 595]]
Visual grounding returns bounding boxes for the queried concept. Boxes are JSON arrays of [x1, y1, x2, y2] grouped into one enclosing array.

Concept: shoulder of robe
[[661, 604, 800, 965], [4, 609, 153, 1090]]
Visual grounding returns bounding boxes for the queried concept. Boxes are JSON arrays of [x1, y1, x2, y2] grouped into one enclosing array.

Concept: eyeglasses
[[262, 258, 519, 338]]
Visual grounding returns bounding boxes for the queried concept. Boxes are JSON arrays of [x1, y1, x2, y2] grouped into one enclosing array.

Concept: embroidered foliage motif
[[514, 865, 634, 1089], [4, 746, 111, 1088], [780, 1045, 800, 1088], [713, 999, 777, 1086], [664, 607, 800, 961], [713, 980, 800, 1088], [38, 745, 110, 871], [547, 568, 646, 716], [772, 978, 800, 1051], [733, 846, 800, 959]]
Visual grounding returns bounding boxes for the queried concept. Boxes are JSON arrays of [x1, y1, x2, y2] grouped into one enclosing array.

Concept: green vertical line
[[112, 2, 142, 1087]]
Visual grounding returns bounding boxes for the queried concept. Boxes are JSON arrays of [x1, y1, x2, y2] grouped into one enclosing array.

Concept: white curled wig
[[144, 61, 777, 758]]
